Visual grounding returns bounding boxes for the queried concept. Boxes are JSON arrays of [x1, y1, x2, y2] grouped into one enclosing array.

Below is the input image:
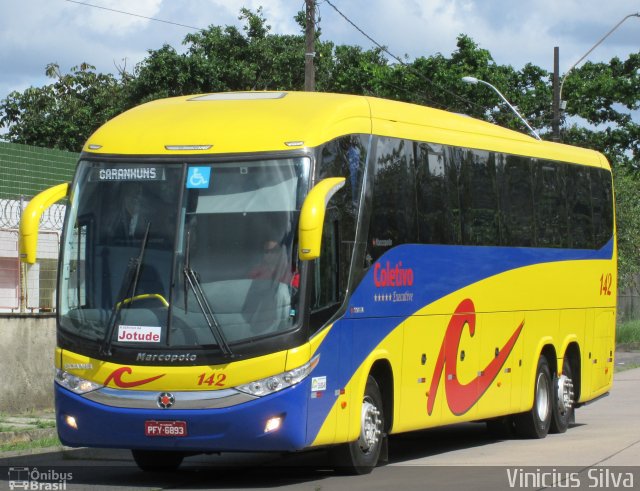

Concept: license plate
[[145, 420, 187, 437]]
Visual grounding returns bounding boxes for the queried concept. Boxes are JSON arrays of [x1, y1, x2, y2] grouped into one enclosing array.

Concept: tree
[[0, 63, 124, 152], [561, 55, 640, 168], [125, 7, 307, 105], [613, 166, 640, 292]]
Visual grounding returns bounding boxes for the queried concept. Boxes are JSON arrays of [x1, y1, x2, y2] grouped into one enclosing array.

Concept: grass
[[0, 425, 18, 432], [0, 435, 61, 453], [616, 319, 640, 346], [35, 419, 56, 429], [616, 363, 640, 373], [0, 419, 55, 433]]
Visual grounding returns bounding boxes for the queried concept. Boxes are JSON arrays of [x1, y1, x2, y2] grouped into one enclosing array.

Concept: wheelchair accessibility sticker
[[187, 167, 211, 189]]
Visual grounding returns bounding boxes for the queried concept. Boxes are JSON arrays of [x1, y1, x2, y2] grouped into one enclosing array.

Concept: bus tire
[[550, 357, 575, 434], [131, 449, 184, 472], [514, 355, 553, 439], [331, 376, 385, 475]]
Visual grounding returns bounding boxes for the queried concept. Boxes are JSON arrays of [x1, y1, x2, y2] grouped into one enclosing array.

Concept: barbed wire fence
[[0, 142, 77, 313]]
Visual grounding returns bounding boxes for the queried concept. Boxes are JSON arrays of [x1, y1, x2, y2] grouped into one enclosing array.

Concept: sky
[[1, 0, 640, 103]]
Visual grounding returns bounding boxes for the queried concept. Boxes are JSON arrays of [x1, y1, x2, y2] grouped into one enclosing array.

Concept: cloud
[[66, 0, 163, 35]]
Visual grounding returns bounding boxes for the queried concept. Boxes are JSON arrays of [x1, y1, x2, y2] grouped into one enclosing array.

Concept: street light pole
[[559, 12, 640, 108], [461, 76, 541, 141]]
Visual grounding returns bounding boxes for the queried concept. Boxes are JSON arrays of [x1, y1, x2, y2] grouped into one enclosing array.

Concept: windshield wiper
[[183, 231, 233, 357], [100, 222, 151, 356]]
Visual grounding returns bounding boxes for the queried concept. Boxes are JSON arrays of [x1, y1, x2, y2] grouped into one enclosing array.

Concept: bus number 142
[[600, 273, 613, 296], [197, 372, 227, 387]]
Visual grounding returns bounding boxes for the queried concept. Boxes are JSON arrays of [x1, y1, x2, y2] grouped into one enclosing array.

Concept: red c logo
[[104, 367, 165, 388], [427, 299, 523, 416]]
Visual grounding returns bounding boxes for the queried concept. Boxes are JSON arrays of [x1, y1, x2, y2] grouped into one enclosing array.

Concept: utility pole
[[552, 46, 560, 142], [304, 0, 316, 91]]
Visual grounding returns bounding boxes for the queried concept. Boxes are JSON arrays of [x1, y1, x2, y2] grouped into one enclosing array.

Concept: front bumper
[[55, 379, 310, 452]]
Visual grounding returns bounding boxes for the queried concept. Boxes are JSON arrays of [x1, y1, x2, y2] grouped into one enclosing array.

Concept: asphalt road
[[1, 368, 639, 491]]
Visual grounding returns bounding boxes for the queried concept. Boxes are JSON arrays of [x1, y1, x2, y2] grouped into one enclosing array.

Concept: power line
[[322, 0, 483, 112], [61, 0, 205, 32]]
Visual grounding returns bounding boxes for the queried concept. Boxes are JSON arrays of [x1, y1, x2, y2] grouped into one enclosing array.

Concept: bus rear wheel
[[550, 357, 575, 434], [331, 376, 385, 475], [514, 355, 553, 439], [131, 449, 184, 472]]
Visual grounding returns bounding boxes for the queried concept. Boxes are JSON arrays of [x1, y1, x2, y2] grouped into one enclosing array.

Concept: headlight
[[55, 369, 103, 394], [237, 355, 319, 397]]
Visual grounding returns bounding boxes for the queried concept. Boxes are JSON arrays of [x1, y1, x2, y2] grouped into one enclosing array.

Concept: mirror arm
[[19, 182, 69, 264], [298, 177, 345, 261]]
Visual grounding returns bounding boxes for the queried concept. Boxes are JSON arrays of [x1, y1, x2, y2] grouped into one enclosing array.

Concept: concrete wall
[[0, 315, 55, 413]]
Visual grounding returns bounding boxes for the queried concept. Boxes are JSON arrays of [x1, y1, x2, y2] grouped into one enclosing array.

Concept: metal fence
[[0, 141, 76, 313], [0, 198, 65, 313], [0, 229, 19, 310]]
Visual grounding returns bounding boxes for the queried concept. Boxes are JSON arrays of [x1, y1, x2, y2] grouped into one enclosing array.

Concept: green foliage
[[616, 319, 640, 345], [126, 6, 307, 104], [0, 435, 61, 453], [613, 166, 640, 292], [0, 63, 124, 152], [561, 55, 640, 166]]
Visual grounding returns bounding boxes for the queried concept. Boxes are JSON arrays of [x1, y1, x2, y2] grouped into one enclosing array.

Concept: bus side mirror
[[19, 182, 69, 264], [298, 177, 345, 261]]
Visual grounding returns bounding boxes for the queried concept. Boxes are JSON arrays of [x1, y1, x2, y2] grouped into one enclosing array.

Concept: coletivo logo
[[373, 260, 414, 287], [427, 298, 524, 416]]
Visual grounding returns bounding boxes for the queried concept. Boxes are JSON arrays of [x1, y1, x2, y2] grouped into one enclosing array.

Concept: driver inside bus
[[243, 237, 294, 334], [248, 239, 293, 284], [108, 184, 152, 241]]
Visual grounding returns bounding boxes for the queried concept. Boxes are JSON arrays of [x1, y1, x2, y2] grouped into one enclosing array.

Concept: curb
[[0, 444, 69, 460]]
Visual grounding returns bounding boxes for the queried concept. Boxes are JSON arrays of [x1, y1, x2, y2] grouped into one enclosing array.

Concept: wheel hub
[[536, 372, 550, 421], [359, 397, 382, 453], [556, 374, 574, 414]]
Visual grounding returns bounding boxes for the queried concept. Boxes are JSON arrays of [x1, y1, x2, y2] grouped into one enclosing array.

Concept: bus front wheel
[[331, 376, 385, 475], [514, 355, 553, 439], [131, 449, 184, 472]]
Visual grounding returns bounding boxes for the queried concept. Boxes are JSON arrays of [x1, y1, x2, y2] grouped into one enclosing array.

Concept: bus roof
[[84, 91, 609, 169]]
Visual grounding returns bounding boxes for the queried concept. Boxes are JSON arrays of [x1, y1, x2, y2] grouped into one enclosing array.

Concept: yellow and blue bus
[[20, 91, 616, 473]]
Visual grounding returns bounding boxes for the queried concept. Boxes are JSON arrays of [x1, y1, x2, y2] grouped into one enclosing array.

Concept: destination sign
[[90, 167, 165, 181]]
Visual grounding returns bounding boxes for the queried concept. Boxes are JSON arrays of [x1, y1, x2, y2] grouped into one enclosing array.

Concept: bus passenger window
[[368, 137, 417, 261], [534, 161, 568, 248], [498, 155, 534, 247], [566, 165, 594, 249], [459, 149, 499, 246], [591, 168, 613, 248], [416, 143, 456, 245]]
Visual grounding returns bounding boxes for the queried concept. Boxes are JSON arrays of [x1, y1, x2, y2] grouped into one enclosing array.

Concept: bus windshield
[[59, 157, 310, 355]]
